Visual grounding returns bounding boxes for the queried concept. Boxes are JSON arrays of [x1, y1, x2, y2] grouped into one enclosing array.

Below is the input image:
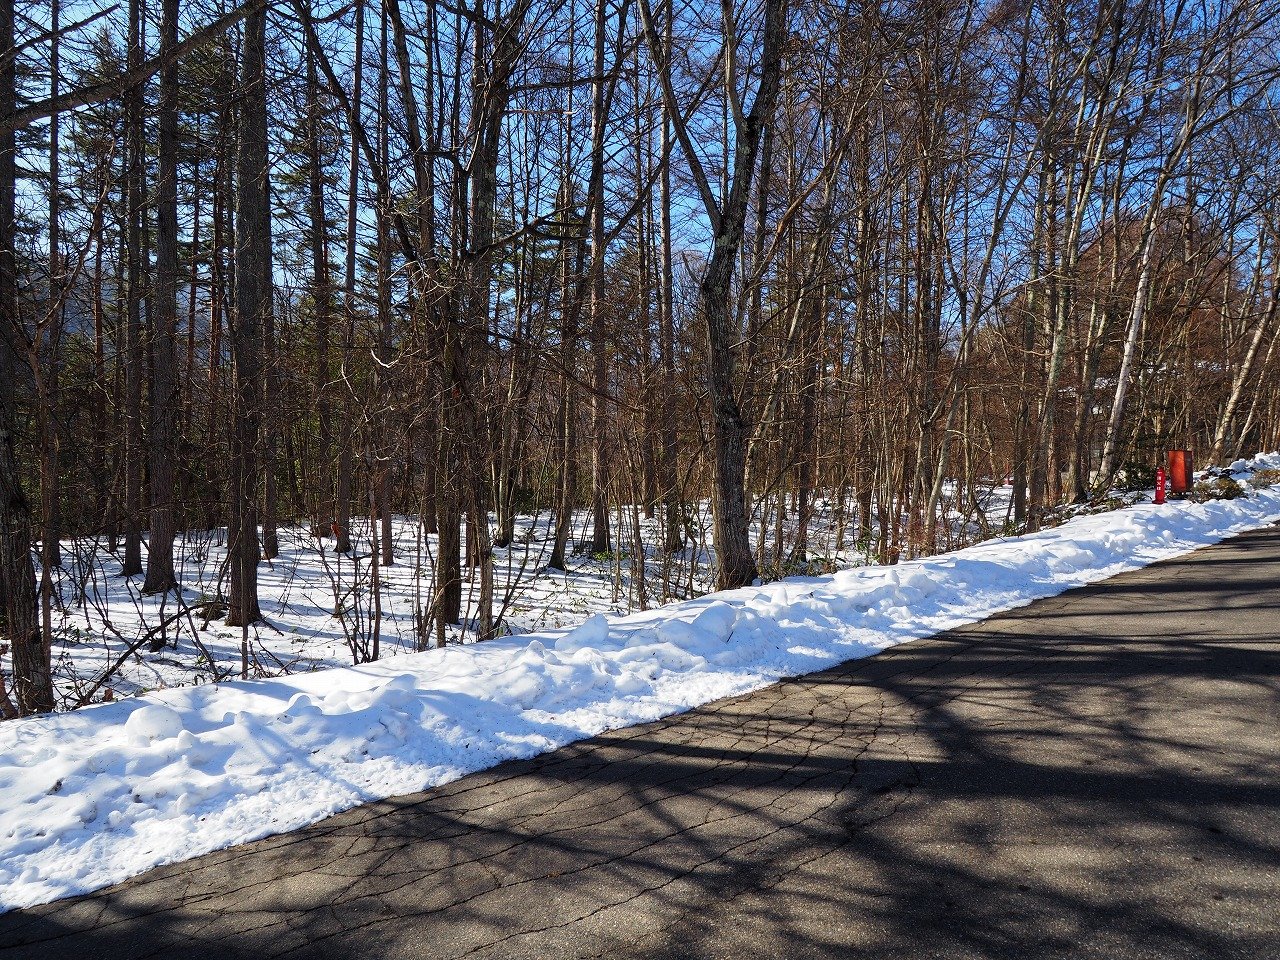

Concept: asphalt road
[[3, 526, 1279, 959]]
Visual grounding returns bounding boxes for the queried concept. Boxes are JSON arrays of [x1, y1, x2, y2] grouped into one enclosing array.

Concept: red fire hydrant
[[1155, 467, 1167, 505]]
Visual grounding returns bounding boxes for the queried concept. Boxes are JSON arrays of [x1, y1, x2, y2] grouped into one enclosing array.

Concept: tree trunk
[[121, 0, 145, 577], [638, 0, 784, 589], [227, 7, 269, 627], [587, 0, 610, 554], [548, 177, 580, 572], [305, 36, 333, 531], [658, 59, 681, 554], [0, 0, 51, 714], [143, 0, 180, 595]]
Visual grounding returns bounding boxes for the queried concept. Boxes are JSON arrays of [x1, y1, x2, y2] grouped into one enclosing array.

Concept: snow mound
[[123, 704, 185, 744]]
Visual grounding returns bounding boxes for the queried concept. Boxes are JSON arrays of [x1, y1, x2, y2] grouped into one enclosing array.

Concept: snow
[[3, 453, 1280, 913], [33, 480, 1015, 708]]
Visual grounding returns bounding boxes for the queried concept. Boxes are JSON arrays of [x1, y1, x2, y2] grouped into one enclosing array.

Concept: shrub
[[1248, 467, 1280, 490], [759, 555, 840, 581], [193, 596, 228, 626], [1190, 476, 1246, 502], [1116, 461, 1158, 493]]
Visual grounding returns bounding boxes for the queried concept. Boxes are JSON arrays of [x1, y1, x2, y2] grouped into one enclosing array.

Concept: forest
[[2, 0, 1280, 717]]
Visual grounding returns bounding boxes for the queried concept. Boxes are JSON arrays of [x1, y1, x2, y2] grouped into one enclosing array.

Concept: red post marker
[[1168, 449, 1193, 496], [1155, 467, 1167, 505]]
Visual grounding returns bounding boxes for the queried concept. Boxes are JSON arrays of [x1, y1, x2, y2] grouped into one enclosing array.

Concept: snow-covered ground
[[2, 453, 1279, 912], [35, 483, 1013, 706]]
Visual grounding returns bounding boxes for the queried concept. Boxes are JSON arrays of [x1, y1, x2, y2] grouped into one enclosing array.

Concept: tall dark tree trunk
[[92, 191, 109, 538], [638, 0, 784, 589], [227, 7, 269, 627], [0, 0, 51, 715], [792, 294, 822, 564], [207, 59, 233, 531], [587, 0, 609, 554], [547, 5, 580, 575], [41, 0, 62, 573], [548, 176, 580, 573], [334, 0, 368, 558], [183, 115, 201, 440], [306, 38, 333, 531], [701, 255, 758, 588], [121, 0, 146, 577], [375, 0, 393, 568], [658, 45, 681, 554], [375, 177, 394, 568], [462, 65, 499, 642], [36, 0, 64, 668], [143, 0, 180, 595], [261, 296, 279, 562]]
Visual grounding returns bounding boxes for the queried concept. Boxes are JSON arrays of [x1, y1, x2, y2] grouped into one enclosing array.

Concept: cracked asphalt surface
[[3, 526, 1280, 959]]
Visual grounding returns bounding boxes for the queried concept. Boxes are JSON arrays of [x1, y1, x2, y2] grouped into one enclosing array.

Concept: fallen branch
[[72, 609, 191, 710]]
